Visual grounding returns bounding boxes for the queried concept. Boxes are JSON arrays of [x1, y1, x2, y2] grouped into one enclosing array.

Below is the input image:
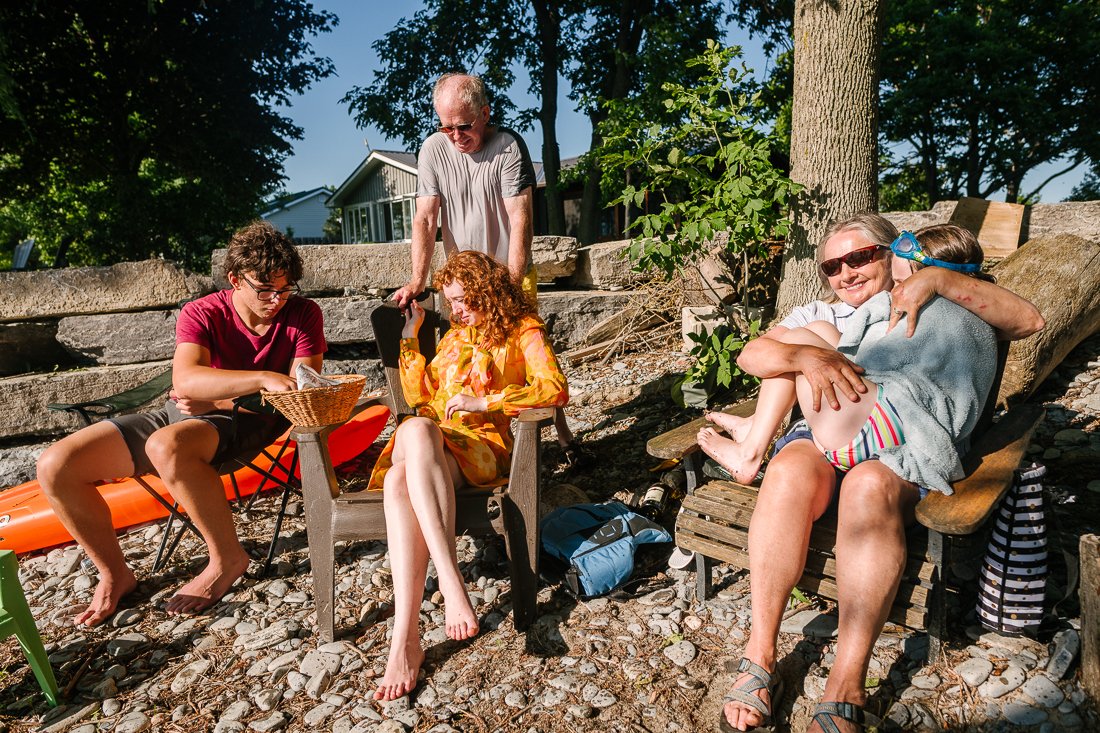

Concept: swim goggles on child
[[889, 231, 982, 273]]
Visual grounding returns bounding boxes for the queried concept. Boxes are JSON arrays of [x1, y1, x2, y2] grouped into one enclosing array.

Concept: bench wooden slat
[[916, 404, 1045, 535], [646, 399, 758, 460]]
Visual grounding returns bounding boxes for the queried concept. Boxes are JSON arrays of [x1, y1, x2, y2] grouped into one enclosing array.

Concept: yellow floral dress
[[367, 314, 569, 490]]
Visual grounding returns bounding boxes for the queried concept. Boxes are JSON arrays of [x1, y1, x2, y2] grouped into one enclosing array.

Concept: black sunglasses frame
[[819, 245, 885, 277]]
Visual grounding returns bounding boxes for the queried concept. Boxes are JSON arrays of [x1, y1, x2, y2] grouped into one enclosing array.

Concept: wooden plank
[[949, 197, 1026, 258], [916, 405, 1045, 535], [675, 527, 929, 629], [1082, 534, 1100, 702], [646, 399, 759, 460]]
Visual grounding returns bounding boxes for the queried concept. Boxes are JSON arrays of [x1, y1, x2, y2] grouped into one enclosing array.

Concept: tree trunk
[[774, 0, 882, 319], [532, 0, 565, 234]]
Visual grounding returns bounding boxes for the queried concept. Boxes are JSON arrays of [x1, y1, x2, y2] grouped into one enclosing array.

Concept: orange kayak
[[0, 404, 390, 555]]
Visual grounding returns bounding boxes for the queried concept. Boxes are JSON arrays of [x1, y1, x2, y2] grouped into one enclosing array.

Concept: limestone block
[[1028, 201, 1100, 244], [681, 306, 727, 352], [314, 297, 383, 345], [536, 291, 635, 351], [532, 236, 579, 279], [0, 321, 73, 376], [57, 311, 177, 365], [0, 361, 172, 440], [882, 200, 957, 234], [569, 240, 644, 289], [211, 244, 444, 293], [0, 260, 210, 323], [321, 359, 386, 391]]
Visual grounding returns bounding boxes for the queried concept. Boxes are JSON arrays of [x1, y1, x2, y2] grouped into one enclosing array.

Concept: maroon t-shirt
[[176, 290, 326, 372]]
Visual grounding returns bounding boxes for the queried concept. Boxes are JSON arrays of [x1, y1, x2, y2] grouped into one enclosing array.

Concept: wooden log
[[1082, 534, 1100, 702], [992, 234, 1100, 405]]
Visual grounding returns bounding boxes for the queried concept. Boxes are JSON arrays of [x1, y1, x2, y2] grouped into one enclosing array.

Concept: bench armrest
[[915, 404, 1045, 535], [646, 399, 759, 461]]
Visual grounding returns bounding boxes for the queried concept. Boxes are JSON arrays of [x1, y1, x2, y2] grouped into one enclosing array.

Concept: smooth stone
[[780, 609, 838, 638], [1046, 629, 1080, 680], [107, 634, 149, 658], [248, 712, 289, 731], [111, 608, 145, 627], [171, 659, 213, 694], [252, 688, 282, 711], [220, 701, 251, 721], [662, 640, 697, 667], [566, 704, 596, 718], [115, 712, 152, 733], [1020, 674, 1064, 708], [977, 666, 1026, 699], [102, 698, 122, 716], [213, 722, 246, 733], [1003, 702, 1048, 726], [954, 657, 993, 687], [300, 650, 341, 677], [303, 702, 338, 726], [910, 672, 941, 690], [504, 691, 528, 708]]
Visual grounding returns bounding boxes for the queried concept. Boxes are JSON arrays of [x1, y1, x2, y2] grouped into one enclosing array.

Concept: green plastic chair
[[0, 550, 59, 707]]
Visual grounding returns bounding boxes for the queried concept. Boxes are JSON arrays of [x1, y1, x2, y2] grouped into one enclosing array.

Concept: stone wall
[[883, 200, 1100, 246], [0, 235, 638, 441]]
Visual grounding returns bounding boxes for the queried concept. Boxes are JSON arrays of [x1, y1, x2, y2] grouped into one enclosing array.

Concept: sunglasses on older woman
[[819, 245, 885, 277]]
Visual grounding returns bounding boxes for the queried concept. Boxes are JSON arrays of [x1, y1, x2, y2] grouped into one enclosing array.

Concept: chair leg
[[927, 529, 948, 663], [12, 615, 59, 707], [293, 428, 338, 642], [504, 423, 541, 631], [258, 480, 297, 578]]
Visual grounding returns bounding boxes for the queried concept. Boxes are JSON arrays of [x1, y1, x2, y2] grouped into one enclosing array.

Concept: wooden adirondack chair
[[293, 300, 551, 642]]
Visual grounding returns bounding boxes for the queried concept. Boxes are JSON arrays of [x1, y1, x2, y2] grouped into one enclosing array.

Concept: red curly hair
[[433, 251, 535, 346]]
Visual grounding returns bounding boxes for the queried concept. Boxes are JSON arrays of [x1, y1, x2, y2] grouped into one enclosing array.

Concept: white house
[[260, 187, 334, 243], [328, 151, 419, 244]]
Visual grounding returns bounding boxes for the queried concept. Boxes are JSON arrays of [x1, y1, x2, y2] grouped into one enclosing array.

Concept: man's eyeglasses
[[890, 231, 981, 273], [438, 121, 476, 134], [241, 276, 300, 302], [819, 245, 885, 277]]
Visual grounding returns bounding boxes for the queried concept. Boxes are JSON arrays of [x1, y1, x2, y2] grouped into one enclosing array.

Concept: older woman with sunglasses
[[710, 213, 1043, 733]]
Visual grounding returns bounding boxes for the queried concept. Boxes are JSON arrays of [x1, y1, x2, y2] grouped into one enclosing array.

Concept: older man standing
[[394, 72, 579, 457]]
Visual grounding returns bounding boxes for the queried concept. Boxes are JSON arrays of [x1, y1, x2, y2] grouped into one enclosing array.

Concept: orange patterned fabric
[[367, 314, 568, 491]]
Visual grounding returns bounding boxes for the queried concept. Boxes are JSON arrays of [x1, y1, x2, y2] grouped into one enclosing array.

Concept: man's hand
[[171, 392, 218, 416], [260, 372, 298, 392], [796, 345, 867, 412], [445, 393, 488, 420], [888, 267, 940, 337], [392, 282, 424, 310]]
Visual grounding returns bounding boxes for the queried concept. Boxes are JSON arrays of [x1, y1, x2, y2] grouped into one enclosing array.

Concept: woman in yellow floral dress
[[370, 251, 569, 702]]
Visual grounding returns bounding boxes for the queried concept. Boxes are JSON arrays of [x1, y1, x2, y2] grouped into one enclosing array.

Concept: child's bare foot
[[443, 587, 479, 641], [374, 639, 425, 701], [164, 552, 250, 615], [697, 427, 765, 485], [74, 569, 138, 627], [705, 411, 753, 442]]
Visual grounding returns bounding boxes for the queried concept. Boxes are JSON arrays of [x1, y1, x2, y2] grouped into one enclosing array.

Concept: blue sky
[[278, 1, 1083, 202]]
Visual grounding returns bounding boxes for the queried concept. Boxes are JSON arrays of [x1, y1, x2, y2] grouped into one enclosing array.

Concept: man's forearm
[[409, 218, 436, 291]]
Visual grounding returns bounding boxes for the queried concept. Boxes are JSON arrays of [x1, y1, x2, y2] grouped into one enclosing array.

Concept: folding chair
[[47, 372, 299, 575], [0, 550, 59, 707]]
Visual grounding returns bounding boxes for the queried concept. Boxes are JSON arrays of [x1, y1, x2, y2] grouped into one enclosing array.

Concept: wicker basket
[[261, 374, 367, 427]]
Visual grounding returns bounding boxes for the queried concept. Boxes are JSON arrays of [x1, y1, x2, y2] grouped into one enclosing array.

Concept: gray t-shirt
[[416, 127, 537, 267], [777, 300, 856, 334]]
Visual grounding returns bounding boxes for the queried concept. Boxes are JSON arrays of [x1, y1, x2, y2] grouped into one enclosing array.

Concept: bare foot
[[74, 569, 138, 627], [442, 585, 479, 641], [164, 552, 250, 615], [706, 411, 753, 442], [721, 665, 774, 732], [374, 639, 425, 701], [697, 427, 765, 484]]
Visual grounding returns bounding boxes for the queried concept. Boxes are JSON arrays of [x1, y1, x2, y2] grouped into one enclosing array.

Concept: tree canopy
[[0, 0, 336, 270]]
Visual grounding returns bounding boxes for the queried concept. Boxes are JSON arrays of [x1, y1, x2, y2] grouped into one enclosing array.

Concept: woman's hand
[[445, 393, 488, 420], [888, 267, 941, 337], [795, 345, 867, 412], [401, 299, 425, 339]]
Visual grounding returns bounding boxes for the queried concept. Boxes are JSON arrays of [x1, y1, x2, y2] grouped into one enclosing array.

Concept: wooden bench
[[647, 396, 1044, 659]]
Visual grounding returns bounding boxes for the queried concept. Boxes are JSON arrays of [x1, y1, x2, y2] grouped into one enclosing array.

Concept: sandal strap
[[812, 701, 882, 732], [720, 658, 775, 718]]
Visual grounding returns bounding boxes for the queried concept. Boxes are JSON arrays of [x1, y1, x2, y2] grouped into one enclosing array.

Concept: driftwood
[[992, 233, 1100, 405], [1082, 534, 1100, 703]]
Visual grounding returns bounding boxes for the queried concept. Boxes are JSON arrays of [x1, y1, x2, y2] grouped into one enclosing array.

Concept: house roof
[[328, 150, 419, 208], [260, 187, 334, 217]]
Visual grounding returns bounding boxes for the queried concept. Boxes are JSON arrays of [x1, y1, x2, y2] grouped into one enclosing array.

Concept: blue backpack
[[540, 501, 672, 598]]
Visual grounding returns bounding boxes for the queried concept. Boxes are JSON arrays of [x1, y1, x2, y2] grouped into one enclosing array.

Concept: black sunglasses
[[438, 121, 475, 134], [819, 245, 885, 277]]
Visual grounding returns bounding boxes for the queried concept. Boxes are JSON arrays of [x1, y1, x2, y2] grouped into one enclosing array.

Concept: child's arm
[[888, 267, 1044, 340]]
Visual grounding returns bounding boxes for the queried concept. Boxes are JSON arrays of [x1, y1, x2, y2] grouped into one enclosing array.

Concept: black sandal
[[811, 701, 882, 732], [717, 658, 784, 732], [559, 442, 593, 470]]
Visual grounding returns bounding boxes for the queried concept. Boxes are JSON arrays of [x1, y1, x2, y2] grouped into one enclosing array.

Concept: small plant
[[672, 319, 760, 409]]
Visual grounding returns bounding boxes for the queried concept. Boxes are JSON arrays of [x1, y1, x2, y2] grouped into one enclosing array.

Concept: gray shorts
[[108, 400, 289, 476]]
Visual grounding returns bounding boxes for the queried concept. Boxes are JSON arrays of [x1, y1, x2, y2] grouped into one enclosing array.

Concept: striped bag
[[977, 463, 1048, 635]]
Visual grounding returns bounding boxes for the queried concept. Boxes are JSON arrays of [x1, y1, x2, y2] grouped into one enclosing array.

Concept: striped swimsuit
[[821, 385, 906, 472]]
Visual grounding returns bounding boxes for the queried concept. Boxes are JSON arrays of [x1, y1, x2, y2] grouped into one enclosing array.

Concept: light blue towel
[[837, 292, 997, 494]]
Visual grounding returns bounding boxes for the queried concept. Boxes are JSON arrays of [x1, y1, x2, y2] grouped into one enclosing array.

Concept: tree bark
[[1082, 534, 1100, 704], [532, 0, 565, 234], [774, 0, 882, 319]]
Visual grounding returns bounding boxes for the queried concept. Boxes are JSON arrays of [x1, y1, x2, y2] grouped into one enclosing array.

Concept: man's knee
[[145, 423, 215, 476], [36, 444, 68, 495]]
